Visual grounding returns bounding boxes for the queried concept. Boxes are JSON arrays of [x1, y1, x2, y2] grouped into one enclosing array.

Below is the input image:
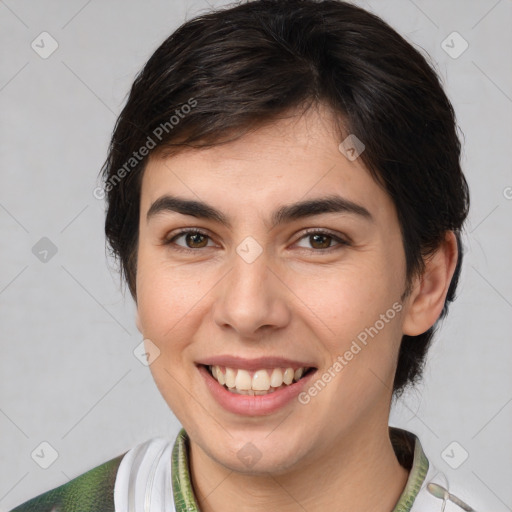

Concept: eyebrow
[[146, 194, 373, 229]]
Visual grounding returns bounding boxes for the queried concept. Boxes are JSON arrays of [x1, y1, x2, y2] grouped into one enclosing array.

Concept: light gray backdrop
[[1, 0, 511, 510]]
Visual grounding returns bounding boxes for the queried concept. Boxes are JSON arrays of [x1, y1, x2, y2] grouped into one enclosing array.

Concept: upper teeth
[[210, 365, 307, 393]]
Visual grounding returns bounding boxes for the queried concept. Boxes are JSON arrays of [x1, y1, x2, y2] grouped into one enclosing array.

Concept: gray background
[[1, 0, 511, 510]]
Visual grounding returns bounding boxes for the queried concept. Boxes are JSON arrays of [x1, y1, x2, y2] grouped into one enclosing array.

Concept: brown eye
[[295, 230, 350, 252], [165, 229, 214, 250], [183, 232, 209, 248], [309, 233, 333, 249]]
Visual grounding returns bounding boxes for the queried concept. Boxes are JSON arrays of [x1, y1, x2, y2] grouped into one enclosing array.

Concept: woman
[[10, 0, 481, 510]]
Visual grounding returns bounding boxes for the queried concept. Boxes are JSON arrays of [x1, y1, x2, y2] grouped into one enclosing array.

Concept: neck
[[188, 421, 409, 512]]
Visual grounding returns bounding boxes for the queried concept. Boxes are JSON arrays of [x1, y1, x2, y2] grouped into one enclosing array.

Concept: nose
[[212, 250, 291, 339]]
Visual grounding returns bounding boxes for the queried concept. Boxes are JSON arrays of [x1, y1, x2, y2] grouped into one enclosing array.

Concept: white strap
[[114, 437, 175, 512]]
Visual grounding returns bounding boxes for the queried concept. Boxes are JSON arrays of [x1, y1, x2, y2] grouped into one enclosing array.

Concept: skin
[[135, 103, 458, 512]]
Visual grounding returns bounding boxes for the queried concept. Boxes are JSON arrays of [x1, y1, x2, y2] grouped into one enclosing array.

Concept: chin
[[203, 426, 312, 475]]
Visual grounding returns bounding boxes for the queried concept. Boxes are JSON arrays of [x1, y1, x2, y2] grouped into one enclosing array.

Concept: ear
[[402, 231, 459, 336]]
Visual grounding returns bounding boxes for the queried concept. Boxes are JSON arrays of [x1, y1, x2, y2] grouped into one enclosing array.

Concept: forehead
[[140, 106, 394, 225]]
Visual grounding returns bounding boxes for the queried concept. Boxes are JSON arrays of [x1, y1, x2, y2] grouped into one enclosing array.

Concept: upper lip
[[196, 355, 316, 371]]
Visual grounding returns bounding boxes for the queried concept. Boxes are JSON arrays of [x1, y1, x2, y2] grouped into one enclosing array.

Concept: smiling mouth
[[203, 364, 316, 396]]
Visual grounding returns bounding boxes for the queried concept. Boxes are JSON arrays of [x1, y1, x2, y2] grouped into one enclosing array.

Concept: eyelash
[[163, 228, 351, 254]]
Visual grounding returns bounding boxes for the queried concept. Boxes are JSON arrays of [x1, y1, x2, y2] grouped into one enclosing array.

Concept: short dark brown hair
[[101, 0, 470, 395]]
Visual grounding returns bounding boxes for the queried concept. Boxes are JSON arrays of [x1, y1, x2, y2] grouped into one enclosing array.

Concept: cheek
[[138, 283, 197, 346], [289, 260, 393, 335], [137, 266, 200, 403], [137, 273, 174, 336], [289, 260, 404, 391], [136, 245, 201, 336]]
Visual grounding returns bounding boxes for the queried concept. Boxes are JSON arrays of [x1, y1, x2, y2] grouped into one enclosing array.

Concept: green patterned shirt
[[11, 427, 471, 512]]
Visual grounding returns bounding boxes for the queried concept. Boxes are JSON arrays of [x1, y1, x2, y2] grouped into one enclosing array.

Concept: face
[[135, 104, 411, 475]]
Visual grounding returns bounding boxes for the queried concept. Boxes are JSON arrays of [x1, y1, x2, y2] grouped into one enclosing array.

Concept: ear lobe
[[402, 231, 459, 336]]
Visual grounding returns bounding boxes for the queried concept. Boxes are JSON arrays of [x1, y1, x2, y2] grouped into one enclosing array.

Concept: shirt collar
[[171, 427, 429, 512]]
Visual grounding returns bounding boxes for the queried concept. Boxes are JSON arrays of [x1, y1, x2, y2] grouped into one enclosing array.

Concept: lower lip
[[198, 365, 316, 416]]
